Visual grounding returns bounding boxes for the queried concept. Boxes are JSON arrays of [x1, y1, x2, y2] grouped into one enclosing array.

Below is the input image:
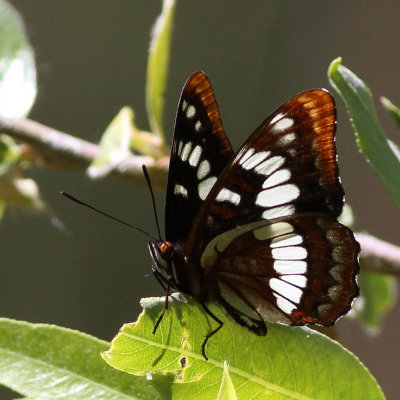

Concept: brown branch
[[0, 115, 168, 190], [356, 232, 400, 277]]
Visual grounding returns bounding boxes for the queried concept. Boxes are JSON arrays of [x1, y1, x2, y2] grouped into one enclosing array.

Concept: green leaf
[[0, 135, 44, 214], [328, 57, 400, 207], [0, 318, 161, 400], [0, 134, 19, 174], [88, 107, 135, 179], [381, 96, 400, 129], [217, 362, 238, 400], [354, 271, 397, 332], [0, 0, 37, 117], [145, 0, 176, 139], [103, 294, 385, 400], [0, 173, 44, 211]]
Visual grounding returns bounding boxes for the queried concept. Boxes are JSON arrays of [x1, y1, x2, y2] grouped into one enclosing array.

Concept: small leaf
[[381, 96, 400, 129], [354, 271, 397, 332], [104, 294, 385, 400], [130, 126, 165, 160], [217, 362, 238, 400], [146, 0, 176, 139], [0, 0, 37, 117], [328, 57, 400, 207], [0, 134, 20, 174], [0, 135, 44, 214], [0, 168, 44, 211], [0, 318, 160, 400], [88, 106, 134, 179]]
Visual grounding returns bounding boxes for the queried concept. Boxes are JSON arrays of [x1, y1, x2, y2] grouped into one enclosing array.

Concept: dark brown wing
[[165, 71, 234, 243], [200, 215, 359, 329], [185, 89, 343, 258]]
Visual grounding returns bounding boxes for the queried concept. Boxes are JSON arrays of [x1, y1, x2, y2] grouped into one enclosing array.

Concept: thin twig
[[356, 232, 400, 277], [0, 115, 168, 190]]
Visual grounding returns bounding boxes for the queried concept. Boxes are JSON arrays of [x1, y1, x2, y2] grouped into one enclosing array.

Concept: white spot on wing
[[270, 113, 284, 125], [216, 188, 241, 205], [239, 148, 255, 165], [262, 168, 291, 188], [255, 156, 285, 176], [330, 264, 344, 283], [270, 278, 303, 304], [188, 145, 202, 167], [186, 105, 196, 119], [271, 234, 303, 248], [180, 142, 193, 162], [195, 120, 202, 132], [274, 292, 296, 315], [241, 151, 271, 170], [198, 176, 217, 200], [256, 184, 300, 207], [262, 205, 295, 220], [277, 132, 296, 146], [281, 274, 307, 288], [253, 222, 294, 240], [182, 100, 188, 111], [177, 141, 184, 155], [197, 159, 210, 180], [332, 247, 346, 263], [271, 117, 294, 134], [174, 184, 188, 198], [274, 260, 307, 275], [272, 246, 308, 260], [328, 284, 342, 300]]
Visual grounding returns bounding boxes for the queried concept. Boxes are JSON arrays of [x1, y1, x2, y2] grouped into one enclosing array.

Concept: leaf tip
[[327, 56, 343, 78]]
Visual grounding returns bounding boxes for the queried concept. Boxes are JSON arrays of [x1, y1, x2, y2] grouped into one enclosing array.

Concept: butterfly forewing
[[165, 71, 234, 243], [185, 89, 344, 257]]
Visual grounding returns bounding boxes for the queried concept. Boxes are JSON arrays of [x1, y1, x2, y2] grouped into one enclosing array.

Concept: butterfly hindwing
[[165, 71, 234, 243], [200, 214, 359, 328]]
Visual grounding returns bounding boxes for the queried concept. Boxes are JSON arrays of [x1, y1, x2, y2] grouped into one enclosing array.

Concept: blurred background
[[1, 1, 399, 398]]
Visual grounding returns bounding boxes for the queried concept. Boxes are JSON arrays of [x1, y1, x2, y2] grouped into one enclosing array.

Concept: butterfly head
[[148, 240, 177, 287]]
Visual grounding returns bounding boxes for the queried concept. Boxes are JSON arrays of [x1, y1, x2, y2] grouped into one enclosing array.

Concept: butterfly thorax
[[149, 239, 216, 303]]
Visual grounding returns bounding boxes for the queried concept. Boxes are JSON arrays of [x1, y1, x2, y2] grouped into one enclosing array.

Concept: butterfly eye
[[159, 241, 174, 259]]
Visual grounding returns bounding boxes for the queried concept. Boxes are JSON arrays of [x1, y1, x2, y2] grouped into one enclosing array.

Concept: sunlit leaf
[[88, 106, 134, 179], [0, 169, 44, 211], [328, 57, 400, 207], [104, 294, 384, 400], [146, 0, 176, 139], [381, 96, 400, 129], [217, 362, 238, 400], [0, 0, 36, 117], [0, 318, 160, 400]]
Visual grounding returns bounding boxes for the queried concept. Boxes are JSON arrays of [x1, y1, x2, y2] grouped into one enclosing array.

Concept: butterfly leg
[[201, 303, 224, 361], [152, 275, 173, 335]]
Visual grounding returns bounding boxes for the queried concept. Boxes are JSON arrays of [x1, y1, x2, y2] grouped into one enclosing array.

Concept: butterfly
[[148, 71, 360, 360]]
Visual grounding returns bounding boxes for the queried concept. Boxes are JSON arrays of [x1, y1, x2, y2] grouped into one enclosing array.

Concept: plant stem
[[0, 115, 168, 189], [356, 232, 400, 277]]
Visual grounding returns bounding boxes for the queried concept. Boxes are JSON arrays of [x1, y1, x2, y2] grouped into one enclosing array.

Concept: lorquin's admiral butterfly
[[150, 71, 359, 360]]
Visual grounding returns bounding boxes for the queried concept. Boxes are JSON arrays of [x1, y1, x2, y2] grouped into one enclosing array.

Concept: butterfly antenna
[[60, 191, 157, 241], [142, 165, 162, 241]]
